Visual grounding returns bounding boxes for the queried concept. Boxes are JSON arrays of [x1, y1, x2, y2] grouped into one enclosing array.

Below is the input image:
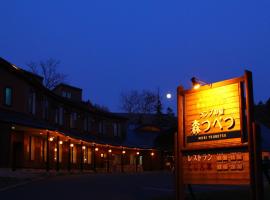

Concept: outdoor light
[[54, 148, 57, 152], [101, 153, 104, 157], [136, 152, 140, 155], [122, 150, 126, 154], [39, 132, 43, 135], [59, 141, 63, 145], [191, 77, 208, 90], [82, 146, 86, 150], [11, 126, 15, 130], [95, 147, 99, 152], [49, 137, 54, 142], [151, 152, 155, 156], [108, 149, 112, 153], [70, 143, 74, 147]]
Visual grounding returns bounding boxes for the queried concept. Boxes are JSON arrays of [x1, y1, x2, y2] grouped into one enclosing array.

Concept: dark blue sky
[[1, 1, 270, 112]]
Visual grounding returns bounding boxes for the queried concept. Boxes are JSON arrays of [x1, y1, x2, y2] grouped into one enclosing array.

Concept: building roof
[[0, 57, 125, 120], [53, 83, 82, 91]]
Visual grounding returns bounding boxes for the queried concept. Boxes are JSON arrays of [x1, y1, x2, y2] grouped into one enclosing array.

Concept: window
[[87, 148, 92, 164], [83, 116, 92, 132], [29, 136, 35, 161], [113, 123, 118, 137], [28, 91, 36, 115], [59, 107, 64, 126], [54, 108, 59, 124], [70, 146, 77, 163], [70, 112, 77, 128], [62, 91, 71, 99], [3, 87, 12, 106], [98, 121, 103, 134], [42, 97, 49, 120]]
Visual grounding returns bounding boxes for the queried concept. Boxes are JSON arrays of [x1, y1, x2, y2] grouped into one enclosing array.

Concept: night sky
[[1, 1, 270, 112]]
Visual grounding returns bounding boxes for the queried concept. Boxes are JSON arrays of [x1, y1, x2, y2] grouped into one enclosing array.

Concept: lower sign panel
[[183, 152, 250, 185]]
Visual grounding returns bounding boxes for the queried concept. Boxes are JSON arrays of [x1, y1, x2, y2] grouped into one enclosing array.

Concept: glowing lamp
[[122, 150, 126, 154], [59, 141, 63, 145], [101, 153, 104, 158], [151, 152, 155, 156], [70, 143, 74, 147], [191, 77, 208, 90], [95, 147, 99, 152], [54, 148, 57, 152], [82, 146, 86, 150], [136, 152, 140, 155], [108, 149, 112, 153], [49, 137, 54, 142]]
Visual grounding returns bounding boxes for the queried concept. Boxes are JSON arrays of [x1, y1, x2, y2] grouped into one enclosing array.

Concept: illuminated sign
[[184, 83, 242, 147]]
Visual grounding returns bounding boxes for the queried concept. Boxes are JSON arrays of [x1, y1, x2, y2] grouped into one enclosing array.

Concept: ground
[[0, 171, 269, 200]]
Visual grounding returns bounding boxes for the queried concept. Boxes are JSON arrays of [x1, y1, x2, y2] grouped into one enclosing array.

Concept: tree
[[27, 58, 67, 90], [120, 89, 163, 114]]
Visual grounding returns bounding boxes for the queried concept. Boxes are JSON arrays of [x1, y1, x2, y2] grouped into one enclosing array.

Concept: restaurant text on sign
[[191, 108, 236, 135]]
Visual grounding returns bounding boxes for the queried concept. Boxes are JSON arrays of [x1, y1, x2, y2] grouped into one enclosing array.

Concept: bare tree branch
[[120, 89, 163, 114], [27, 58, 67, 90]]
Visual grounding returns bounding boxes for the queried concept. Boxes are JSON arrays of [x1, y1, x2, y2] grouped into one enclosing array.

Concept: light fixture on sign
[[191, 77, 208, 90]]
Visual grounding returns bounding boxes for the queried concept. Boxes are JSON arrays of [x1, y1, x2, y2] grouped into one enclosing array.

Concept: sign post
[[176, 70, 263, 200]]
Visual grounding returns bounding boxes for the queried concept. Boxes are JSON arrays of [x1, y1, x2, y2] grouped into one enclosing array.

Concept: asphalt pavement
[[0, 171, 174, 200]]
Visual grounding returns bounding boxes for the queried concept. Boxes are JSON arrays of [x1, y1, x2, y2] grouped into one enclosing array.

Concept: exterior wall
[[0, 60, 160, 172], [0, 122, 12, 167], [0, 67, 29, 113]]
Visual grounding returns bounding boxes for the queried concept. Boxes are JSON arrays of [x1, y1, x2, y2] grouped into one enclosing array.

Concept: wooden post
[[46, 132, 50, 172], [244, 70, 256, 200], [253, 123, 263, 200], [93, 145, 96, 172], [107, 147, 110, 173], [68, 139, 71, 172], [80, 142, 83, 172], [176, 86, 185, 200], [121, 148, 124, 173], [56, 136, 60, 172], [136, 154, 138, 172]]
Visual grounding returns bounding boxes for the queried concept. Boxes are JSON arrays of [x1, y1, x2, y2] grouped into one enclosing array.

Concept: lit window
[[4, 87, 12, 106]]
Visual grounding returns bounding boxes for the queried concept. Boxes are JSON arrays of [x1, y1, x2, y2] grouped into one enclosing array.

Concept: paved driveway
[[0, 172, 174, 200]]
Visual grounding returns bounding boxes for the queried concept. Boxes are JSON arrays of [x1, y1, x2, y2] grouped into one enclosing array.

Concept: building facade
[[0, 57, 161, 172]]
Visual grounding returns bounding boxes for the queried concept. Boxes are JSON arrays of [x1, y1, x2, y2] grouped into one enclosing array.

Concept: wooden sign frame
[[176, 71, 263, 200]]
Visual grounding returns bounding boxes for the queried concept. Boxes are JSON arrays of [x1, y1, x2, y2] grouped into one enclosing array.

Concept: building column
[[46, 132, 50, 172]]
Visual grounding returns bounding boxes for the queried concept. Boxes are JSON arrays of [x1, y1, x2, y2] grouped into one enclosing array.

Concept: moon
[[166, 93, 172, 99]]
